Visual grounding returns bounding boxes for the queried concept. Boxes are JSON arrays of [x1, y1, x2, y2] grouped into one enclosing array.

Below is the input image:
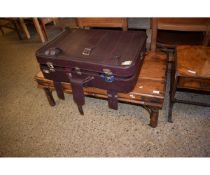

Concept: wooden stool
[[34, 52, 168, 128], [168, 45, 210, 122]]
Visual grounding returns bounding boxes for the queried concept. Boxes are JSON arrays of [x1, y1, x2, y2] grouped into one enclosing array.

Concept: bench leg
[[149, 108, 159, 128], [168, 81, 178, 123], [43, 88, 56, 106]]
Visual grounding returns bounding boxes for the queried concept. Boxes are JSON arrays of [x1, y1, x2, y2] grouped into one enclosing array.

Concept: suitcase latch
[[75, 67, 82, 75], [46, 62, 55, 72], [103, 68, 112, 76], [101, 69, 114, 82], [82, 48, 92, 56]]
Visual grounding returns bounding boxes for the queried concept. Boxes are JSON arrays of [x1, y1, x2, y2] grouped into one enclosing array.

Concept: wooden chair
[[151, 18, 210, 122], [151, 18, 210, 52], [76, 18, 128, 31], [39, 18, 57, 40], [0, 18, 23, 40], [19, 18, 57, 42], [168, 45, 210, 122]]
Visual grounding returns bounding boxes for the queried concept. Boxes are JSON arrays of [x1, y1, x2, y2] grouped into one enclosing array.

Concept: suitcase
[[36, 28, 147, 114]]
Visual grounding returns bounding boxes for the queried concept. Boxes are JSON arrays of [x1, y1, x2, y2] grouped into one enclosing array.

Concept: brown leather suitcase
[[36, 28, 147, 114]]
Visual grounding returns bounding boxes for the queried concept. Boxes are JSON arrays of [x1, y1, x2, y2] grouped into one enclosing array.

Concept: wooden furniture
[[33, 18, 47, 42], [39, 18, 57, 40], [151, 18, 210, 51], [34, 51, 168, 128], [19, 18, 57, 43], [168, 45, 210, 122], [76, 18, 128, 31], [0, 18, 23, 40]]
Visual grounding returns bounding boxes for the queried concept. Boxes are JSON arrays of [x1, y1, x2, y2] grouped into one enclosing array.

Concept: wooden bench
[[34, 51, 168, 128]]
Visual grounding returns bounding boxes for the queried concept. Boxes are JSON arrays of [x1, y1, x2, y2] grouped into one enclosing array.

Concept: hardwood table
[[34, 51, 168, 128]]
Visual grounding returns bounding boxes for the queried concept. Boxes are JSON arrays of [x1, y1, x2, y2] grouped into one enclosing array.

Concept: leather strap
[[53, 81, 65, 100], [67, 73, 94, 115], [107, 90, 118, 110], [69, 77, 85, 115]]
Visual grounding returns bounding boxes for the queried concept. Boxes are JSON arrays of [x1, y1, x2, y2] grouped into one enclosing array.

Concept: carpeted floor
[[0, 26, 210, 157]]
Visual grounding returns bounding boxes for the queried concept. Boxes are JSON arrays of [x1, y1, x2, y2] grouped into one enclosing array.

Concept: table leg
[[149, 108, 159, 128], [33, 18, 46, 43], [43, 88, 56, 106]]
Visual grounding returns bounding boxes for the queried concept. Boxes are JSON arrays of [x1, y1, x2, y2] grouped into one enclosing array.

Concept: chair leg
[[19, 18, 30, 39], [33, 18, 46, 43], [12, 20, 23, 40], [168, 93, 174, 123], [168, 61, 178, 122], [40, 20, 48, 41]]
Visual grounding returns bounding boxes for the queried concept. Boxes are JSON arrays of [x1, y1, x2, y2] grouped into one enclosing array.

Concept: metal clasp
[[103, 68, 112, 76], [75, 67, 82, 75], [101, 68, 114, 82], [46, 62, 55, 72], [82, 48, 92, 56], [42, 69, 50, 74]]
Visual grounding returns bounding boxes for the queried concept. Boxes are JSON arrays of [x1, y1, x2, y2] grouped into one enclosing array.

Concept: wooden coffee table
[[34, 51, 168, 128]]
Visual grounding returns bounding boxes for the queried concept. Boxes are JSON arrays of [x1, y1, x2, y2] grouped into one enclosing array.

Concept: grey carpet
[[0, 29, 210, 157]]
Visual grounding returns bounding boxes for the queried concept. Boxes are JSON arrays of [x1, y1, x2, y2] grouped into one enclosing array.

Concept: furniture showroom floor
[[0, 28, 209, 157]]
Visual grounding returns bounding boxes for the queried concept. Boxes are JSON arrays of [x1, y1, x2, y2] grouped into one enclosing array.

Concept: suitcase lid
[[36, 28, 147, 77]]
